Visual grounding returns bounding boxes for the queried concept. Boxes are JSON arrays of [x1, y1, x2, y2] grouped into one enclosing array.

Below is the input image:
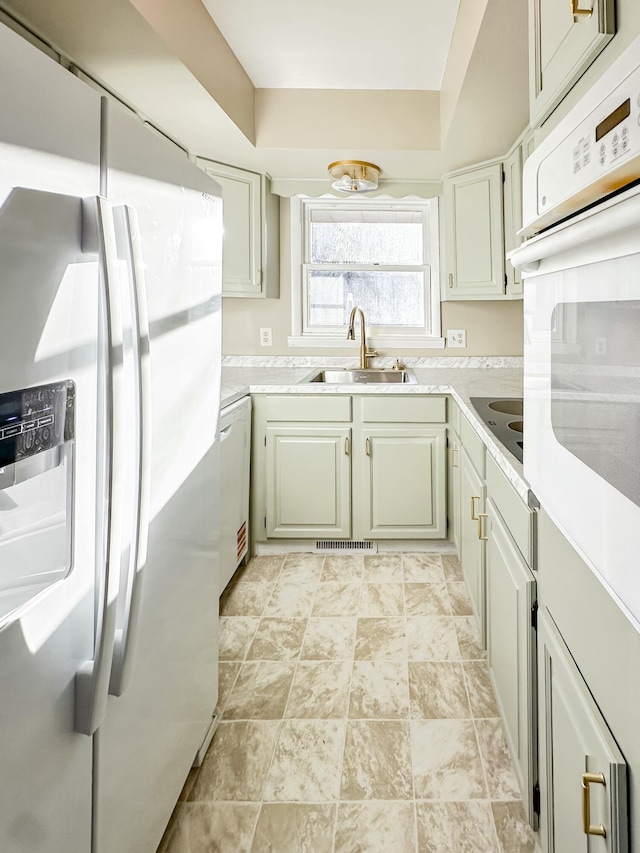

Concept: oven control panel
[[521, 35, 640, 234]]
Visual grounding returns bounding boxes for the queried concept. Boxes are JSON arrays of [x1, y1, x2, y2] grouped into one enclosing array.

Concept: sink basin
[[302, 368, 416, 385]]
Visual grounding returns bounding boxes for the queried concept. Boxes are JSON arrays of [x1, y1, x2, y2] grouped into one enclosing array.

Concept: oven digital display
[[595, 98, 631, 142]]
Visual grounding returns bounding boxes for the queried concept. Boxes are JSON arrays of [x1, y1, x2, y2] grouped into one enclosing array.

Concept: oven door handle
[[511, 188, 640, 272]]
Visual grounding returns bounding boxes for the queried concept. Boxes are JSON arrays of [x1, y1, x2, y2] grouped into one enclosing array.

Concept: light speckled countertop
[[221, 359, 529, 502]]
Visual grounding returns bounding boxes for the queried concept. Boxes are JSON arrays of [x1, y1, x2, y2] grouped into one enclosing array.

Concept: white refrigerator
[[0, 22, 222, 853]]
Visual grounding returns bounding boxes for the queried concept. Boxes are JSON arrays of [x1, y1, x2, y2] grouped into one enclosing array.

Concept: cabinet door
[[459, 448, 486, 643], [529, 0, 615, 125], [503, 146, 523, 299], [447, 429, 461, 555], [360, 427, 446, 539], [538, 610, 628, 853], [486, 498, 537, 825], [266, 426, 351, 538], [197, 161, 266, 297], [443, 163, 505, 300]]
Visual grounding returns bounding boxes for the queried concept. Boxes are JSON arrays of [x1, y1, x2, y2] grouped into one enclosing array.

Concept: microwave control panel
[[536, 69, 640, 221], [521, 35, 640, 234]]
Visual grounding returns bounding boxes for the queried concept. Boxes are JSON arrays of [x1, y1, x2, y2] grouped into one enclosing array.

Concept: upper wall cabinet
[[443, 163, 505, 300], [197, 159, 280, 298], [529, 0, 615, 126]]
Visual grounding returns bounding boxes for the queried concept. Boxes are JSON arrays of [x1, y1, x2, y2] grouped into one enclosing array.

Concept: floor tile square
[[281, 553, 325, 583], [251, 803, 335, 853], [245, 618, 308, 661], [264, 720, 346, 801], [285, 661, 351, 719], [409, 662, 471, 719], [220, 582, 275, 617], [441, 553, 465, 582], [454, 616, 487, 660], [403, 552, 446, 582], [448, 581, 474, 616], [321, 554, 363, 582], [334, 802, 415, 853], [217, 662, 241, 712], [163, 802, 259, 853], [264, 580, 318, 617], [363, 553, 404, 582], [491, 801, 538, 853], [312, 582, 360, 616], [300, 617, 357, 660], [359, 583, 404, 616], [354, 618, 407, 660], [406, 616, 461, 661], [349, 661, 409, 719], [219, 617, 260, 662], [237, 555, 284, 583], [475, 718, 522, 799], [411, 719, 487, 799], [416, 801, 498, 852], [340, 720, 413, 800], [223, 662, 296, 720], [405, 582, 452, 616], [464, 661, 500, 718], [189, 721, 279, 802]]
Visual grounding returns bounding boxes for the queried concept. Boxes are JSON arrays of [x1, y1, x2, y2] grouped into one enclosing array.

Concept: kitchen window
[[288, 197, 443, 347]]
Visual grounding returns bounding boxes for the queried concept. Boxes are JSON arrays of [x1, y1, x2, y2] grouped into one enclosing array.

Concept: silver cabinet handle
[[365, 437, 371, 456], [345, 436, 350, 456], [448, 273, 454, 288], [450, 447, 458, 468]]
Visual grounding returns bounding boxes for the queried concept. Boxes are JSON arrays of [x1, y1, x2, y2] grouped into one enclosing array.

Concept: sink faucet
[[347, 305, 378, 369]]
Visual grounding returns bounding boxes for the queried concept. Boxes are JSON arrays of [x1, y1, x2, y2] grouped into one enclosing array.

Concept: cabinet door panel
[[529, 0, 615, 125], [362, 428, 446, 539], [266, 426, 350, 538], [539, 610, 628, 853], [444, 164, 505, 299], [486, 498, 537, 824], [460, 448, 486, 643]]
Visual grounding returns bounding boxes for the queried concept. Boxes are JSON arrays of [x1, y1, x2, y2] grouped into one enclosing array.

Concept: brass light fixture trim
[[328, 159, 381, 193]]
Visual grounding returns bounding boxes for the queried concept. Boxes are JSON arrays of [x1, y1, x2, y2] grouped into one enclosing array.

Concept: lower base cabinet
[[460, 446, 486, 643], [252, 394, 447, 544], [486, 496, 537, 825], [538, 609, 628, 853], [266, 426, 351, 538]]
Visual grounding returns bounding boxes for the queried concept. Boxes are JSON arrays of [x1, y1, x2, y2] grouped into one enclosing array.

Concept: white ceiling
[[201, 0, 461, 90]]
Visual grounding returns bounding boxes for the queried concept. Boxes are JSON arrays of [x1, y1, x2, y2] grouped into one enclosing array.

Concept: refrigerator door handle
[[109, 204, 152, 697], [75, 196, 124, 735]]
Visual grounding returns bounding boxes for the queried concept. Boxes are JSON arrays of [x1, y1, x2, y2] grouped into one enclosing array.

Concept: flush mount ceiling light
[[328, 160, 380, 193]]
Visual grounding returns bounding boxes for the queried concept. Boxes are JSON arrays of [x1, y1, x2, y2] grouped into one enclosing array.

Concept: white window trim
[[288, 196, 444, 349]]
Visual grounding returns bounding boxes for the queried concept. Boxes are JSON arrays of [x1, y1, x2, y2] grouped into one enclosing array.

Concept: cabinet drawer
[[486, 453, 535, 568], [361, 395, 446, 424], [265, 395, 351, 422], [460, 413, 485, 477]]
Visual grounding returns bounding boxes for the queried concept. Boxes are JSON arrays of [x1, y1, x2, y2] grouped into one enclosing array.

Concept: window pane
[[308, 270, 425, 328], [310, 208, 423, 264]]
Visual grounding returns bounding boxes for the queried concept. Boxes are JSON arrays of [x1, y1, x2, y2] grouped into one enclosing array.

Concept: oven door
[[512, 184, 640, 628]]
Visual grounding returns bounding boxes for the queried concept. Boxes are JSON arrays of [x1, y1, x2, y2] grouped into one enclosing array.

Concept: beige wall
[[222, 294, 523, 358]]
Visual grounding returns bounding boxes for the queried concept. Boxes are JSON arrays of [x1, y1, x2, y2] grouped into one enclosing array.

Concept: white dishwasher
[[219, 395, 251, 594]]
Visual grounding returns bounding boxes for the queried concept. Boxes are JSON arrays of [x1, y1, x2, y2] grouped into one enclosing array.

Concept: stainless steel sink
[[301, 368, 417, 385]]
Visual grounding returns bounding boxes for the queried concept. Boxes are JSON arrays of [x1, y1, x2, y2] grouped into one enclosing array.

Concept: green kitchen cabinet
[[357, 426, 446, 539], [459, 444, 486, 643], [442, 162, 505, 300], [265, 425, 351, 538], [251, 394, 447, 545], [486, 494, 537, 826], [538, 608, 627, 853]]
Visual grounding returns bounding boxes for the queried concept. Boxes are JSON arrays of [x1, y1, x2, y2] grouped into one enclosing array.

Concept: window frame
[[288, 196, 444, 348]]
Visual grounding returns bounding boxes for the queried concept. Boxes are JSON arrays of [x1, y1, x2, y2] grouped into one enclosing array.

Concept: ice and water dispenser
[[0, 381, 75, 625]]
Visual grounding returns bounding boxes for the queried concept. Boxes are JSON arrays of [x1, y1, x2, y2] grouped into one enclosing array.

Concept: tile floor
[[159, 552, 538, 853]]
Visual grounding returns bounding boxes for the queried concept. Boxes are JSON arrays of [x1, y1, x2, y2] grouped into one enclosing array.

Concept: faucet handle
[[363, 349, 378, 367]]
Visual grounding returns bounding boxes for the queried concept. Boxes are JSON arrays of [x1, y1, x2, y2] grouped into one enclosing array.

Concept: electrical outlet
[[259, 328, 272, 346], [446, 329, 466, 348], [595, 337, 607, 356]]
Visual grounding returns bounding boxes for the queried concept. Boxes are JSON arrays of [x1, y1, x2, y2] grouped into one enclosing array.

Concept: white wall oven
[[511, 35, 640, 629]]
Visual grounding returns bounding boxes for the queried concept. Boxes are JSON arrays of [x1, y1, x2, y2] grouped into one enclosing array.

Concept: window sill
[[287, 336, 445, 349]]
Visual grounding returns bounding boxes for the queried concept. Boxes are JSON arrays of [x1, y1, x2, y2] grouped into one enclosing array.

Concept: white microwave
[[511, 37, 640, 630]]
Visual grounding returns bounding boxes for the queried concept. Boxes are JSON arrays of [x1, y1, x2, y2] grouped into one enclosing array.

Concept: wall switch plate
[[259, 328, 272, 346], [447, 329, 466, 347]]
